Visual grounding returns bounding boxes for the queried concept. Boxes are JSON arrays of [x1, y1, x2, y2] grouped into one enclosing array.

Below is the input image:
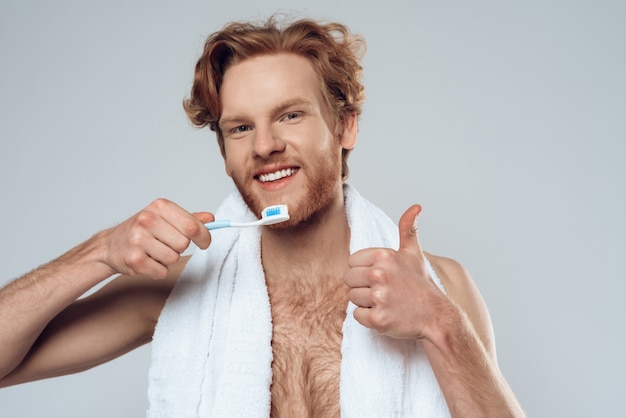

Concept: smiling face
[[219, 53, 356, 228]]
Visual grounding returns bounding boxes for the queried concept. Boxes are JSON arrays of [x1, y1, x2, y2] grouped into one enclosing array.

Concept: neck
[[261, 187, 351, 283]]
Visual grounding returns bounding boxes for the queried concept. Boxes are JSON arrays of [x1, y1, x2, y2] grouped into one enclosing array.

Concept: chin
[[271, 192, 338, 231], [235, 156, 343, 228]]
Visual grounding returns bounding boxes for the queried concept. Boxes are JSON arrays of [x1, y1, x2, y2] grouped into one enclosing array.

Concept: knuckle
[[369, 309, 389, 330], [151, 198, 170, 210], [124, 251, 146, 272], [135, 211, 157, 228], [182, 220, 201, 238], [373, 248, 394, 263], [369, 267, 388, 284], [371, 288, 387, 305], [127, 230, 147, 248]]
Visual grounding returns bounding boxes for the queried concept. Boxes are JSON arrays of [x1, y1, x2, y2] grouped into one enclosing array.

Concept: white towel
[[147, 185, 450, 417]]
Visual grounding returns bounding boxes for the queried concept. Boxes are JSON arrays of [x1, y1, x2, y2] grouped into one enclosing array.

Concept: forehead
[[220, 53, 325, 117]]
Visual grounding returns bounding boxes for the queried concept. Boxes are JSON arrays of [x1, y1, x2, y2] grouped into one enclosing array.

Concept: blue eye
[[283, 112, 301, 121], [232, 125, 252, 133]]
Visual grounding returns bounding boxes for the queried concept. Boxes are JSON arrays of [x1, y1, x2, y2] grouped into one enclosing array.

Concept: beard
[[231, 145, 343, 230]]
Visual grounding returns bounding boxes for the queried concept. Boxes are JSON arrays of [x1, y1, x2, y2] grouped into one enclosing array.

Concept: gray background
[[1, 0, 624, 417]]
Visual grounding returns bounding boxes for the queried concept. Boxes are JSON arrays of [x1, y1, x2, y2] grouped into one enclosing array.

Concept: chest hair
[[267, 273, 348, 418]]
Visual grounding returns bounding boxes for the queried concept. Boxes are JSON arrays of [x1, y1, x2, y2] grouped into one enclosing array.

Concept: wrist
[[55, 230, 117, 286], [420, 300, 468, 357]]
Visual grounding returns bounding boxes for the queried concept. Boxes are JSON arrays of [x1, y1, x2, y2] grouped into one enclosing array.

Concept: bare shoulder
[[424, 252, 497, 359]]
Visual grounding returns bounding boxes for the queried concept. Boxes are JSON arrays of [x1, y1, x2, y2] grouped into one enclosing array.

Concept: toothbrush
[[204, 204, 290, 230]]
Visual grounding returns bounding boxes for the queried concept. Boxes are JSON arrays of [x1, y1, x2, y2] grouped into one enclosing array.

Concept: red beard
[[231, 146, 343, 230]]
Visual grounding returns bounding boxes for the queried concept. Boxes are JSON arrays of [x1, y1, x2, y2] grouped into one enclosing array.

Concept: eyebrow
[[270, 97, 314, 116], [219, 97, 314, 129]]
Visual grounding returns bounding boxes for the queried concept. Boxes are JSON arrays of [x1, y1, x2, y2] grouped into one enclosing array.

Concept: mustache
[[247, 157, 298, 177]]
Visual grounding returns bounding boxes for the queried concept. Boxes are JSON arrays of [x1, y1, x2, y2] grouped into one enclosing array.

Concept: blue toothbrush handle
[[205, 219, 233, 230]]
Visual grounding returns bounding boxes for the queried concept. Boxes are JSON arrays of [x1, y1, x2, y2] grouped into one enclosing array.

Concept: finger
[[150, 199, 212, 249], [344, 265, 374, 288], [134, 258, 169, 280], [123, 242, 171, 279], [398, 204, 424, 257], [348, 247, 389, 268], [143, 238, 182, 268], [192, 212, 214, 249], [193, 211, 214, 224], [154, 217, 194, 254], [347, 287, 373, 308], [352, 306, 374, 330], [133, 209, 191, 254]]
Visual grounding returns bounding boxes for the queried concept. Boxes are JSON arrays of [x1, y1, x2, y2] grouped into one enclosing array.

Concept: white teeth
[[258, 168, 297, 183]]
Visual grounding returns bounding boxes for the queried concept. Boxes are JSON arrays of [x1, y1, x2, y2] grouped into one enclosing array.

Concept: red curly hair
[[183, 16, 366, 181]]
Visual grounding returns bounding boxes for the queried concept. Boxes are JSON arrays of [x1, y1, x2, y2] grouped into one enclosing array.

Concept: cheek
[[223, 144, 243, 177], [224, 158, 243, 180], [224, 154, 236, 178]]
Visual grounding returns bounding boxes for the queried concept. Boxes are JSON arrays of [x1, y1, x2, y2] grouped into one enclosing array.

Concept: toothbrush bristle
[[264, 207, 281, 217], [261, 205, 289, 225]]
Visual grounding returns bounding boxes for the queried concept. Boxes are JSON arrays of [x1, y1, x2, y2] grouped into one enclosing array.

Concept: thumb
[[193, 211, 215, 224], [398, 204, 424, 256]]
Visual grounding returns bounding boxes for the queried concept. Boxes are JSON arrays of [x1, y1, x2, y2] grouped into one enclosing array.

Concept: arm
[[422, 254, 523, 417], [0, 198, 213, 386], [344, 205, 525, 418]]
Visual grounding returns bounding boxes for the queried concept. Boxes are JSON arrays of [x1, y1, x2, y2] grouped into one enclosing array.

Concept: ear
[[339, 113, 358, 150]]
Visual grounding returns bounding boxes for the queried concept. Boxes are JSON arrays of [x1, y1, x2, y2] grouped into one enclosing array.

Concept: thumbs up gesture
[[344, 204, 448, 340]]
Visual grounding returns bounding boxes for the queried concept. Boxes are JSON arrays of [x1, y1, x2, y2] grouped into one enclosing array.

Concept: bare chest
[[267, 277, 348, 418]]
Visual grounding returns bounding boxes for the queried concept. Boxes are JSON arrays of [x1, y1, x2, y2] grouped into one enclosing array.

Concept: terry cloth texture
[[147, 184, 450, 418]]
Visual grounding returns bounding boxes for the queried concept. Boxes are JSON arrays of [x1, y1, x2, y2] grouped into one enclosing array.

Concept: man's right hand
[[0, 198, 213, 386], [99, 198, 214, 279]]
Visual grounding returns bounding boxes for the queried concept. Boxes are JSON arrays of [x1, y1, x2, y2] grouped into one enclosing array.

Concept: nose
[[252, 124, 285, 159]]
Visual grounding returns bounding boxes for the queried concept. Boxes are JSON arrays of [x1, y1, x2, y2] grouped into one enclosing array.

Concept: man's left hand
[[344, 204, 448, 340]]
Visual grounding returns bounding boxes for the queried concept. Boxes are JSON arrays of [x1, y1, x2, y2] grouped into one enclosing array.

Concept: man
[[0, 17, 525, 417]]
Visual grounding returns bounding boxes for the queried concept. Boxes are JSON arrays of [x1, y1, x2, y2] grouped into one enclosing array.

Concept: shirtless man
[[0, 17, 525, 417]]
